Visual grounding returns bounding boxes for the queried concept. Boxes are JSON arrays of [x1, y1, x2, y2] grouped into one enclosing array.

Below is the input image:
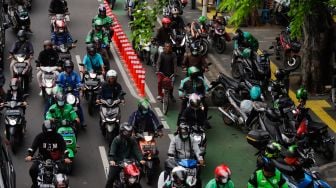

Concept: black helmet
[[63, 60, 74, 71], [178, 122, 189, 140], [9, 78, 19, 91], [17, 30, 26, 41], [42, 120, 56, 134], [55, 93, 66, 107], [98, 4, 106, 16], [87, 44, 96, 54], [119, 122, 133, 138], [43, 40, 53, 48], [188, 93, 201, 109]]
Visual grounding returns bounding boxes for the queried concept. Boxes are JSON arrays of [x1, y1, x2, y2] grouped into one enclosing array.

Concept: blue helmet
[[250, 86, 261, 100]]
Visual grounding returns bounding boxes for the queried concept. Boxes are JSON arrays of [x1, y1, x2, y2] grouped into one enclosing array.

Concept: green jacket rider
[[205, 164, 235, 188], [92, 5, 113, 29], [45, 93, 79, 123], [233, 29, 259, 51], [86, 19, 110, 46]]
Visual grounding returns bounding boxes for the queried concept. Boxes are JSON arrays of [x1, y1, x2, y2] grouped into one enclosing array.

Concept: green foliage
[[218, 0, 262, 27]]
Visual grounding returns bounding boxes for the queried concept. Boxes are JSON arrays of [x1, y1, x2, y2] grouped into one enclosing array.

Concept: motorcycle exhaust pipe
[[218, 107, 236, 123]]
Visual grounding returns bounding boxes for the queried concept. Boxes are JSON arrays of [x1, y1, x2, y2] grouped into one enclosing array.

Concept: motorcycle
[[189, 125, 207, 156], [2, 97, 28, 153], [82, 71, 102, 116], [114, 159, 142, 188], [177, 159, 201, 188], [294, 105, 335, 160], [274, 29, 302, 69], [63, 87, 81, 130], [209, 21, 230, 54], [170, 30, 187, 66], [136, 37, 152, 65], [12, 54, 32, 92], [136, 132, 159, 185], [38, 66, 58, 98], [98, 96, 125, 145], [49, 14, 70, 32], [8, 5, 31, 33], [189, 32, 209, 57], [54, 40, 77, 65]]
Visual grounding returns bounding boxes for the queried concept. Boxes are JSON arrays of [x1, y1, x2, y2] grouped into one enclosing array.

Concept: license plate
[[186, 168, 196, 176], [85, 80, 98, 86]]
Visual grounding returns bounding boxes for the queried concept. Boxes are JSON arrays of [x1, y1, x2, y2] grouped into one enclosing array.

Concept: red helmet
[[162, 17, 171, 24], [214, 164, 231, 184], [124, 163, 140, 176]]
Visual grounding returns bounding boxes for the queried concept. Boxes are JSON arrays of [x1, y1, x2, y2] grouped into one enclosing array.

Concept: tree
[[219, 0, 336, 93]]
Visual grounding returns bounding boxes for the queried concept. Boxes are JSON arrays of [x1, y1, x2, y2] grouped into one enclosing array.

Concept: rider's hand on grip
[[109, 160, 116, 166]]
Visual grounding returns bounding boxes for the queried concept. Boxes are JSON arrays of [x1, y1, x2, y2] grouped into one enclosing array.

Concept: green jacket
[[108, 135, 143, 162], [234, 31, 259, 52], [45, 104, 78, 122], [92, 15, 113, 28], [205, 179, 235, 188], [85, 30, 110, 45], [247, 169, 288, 188]]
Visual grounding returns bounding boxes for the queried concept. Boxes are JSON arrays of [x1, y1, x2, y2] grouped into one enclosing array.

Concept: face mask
[[57, 101, 65, 107], [218, 177, 228, 184], [19, 37, 25, 41], [181, 134, 188, 139], [141, 110, 148, 114], [173, 14, 178, 18]]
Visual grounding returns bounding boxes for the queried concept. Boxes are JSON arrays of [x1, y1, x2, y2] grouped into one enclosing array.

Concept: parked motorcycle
[[12, 54, 32, 92], [82, 71, 102, 116], [98, 96, 125, 145], [274, 29, 302, 69], [113, 159, 142, 187], [8, 5, 31, 33], [136, 132, 159, 185], [294, 105, 335, 160], [2, 97, 28, 153], [38, 66, 58, 98], [208, 21, 230, 54]]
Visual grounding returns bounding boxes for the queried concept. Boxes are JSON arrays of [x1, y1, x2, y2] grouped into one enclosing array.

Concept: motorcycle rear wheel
[[88, 98, 95, 116], [284, 55, 301, 70]]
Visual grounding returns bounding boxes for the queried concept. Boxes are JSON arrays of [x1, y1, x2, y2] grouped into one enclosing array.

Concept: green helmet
[[187, 66, 200, 77], [243, 31, 252, 40], [265, 142, 281, 159], [296, 87, 307, 100], [198, 16, 207, 24], [94, 19, 104, 27], [138, 98, 151, 114]]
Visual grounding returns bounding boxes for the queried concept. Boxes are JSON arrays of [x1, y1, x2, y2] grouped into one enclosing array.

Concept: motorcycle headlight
[[128, 177, 137, 184], [193, 135, 202, 142], [66, 94, 76, 105], [144, 135, 153, 142], [17, 56, 25, 62], [89, 72, 97, 79], [85, 74, 90, 79], [8, 118, 17, 126], [45, 80, 54, 88], [106, 117, 116, 122]]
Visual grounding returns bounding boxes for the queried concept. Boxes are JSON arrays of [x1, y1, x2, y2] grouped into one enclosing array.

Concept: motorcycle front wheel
[[198, 39, 209, 56], [10, 135, 18, 154], [284, 54, 301, 70], [214, 37, 226, 54]]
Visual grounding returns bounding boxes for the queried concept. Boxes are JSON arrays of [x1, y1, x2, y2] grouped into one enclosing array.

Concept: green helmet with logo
[[187, 66, 200, 77], [296, 86, 307, 100], [198, 16, 207, 24]]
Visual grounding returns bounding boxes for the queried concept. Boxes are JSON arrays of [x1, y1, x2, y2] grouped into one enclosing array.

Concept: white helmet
[[106, 69, 117, 79]]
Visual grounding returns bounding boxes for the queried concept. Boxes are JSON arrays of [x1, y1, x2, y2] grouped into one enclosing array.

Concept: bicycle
[[157, 72, 174, 115]]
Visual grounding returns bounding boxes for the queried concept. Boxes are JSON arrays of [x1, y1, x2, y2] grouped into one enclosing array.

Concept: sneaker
[[156, 96, 162, 101]]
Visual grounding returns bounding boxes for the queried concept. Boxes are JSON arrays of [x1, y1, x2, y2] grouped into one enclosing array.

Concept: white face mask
[[57, 101, 65, 106], [181, 134, 189, 139], [128, 177, 136, 184]]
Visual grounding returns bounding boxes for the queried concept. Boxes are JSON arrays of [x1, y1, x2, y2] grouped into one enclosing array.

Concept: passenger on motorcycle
[[233, 28, 259, 52], [180, 93, 210, 129], [92, 5, 113, 37], [96, 69, 125, 103], [170, 8, 185, 34], [56, 60, 85, 127], [163, 166, 188, 188], [205, 164, 235, 188], [129, 98, 163, 135], [178, 66, 208, 122], [86, 19, 110, 48], [45, 93, 80, 125], [36, 40, 60, 92], [25, 120, 71, 188], [81, 44, 105, 82], [182, 43, 209, 76], [105, 123, 145, 188], [248, 157, 288, 188], [51, 20, 73, 46], [49, 0, 68, 14], [168, 123, 205, 164], [156, 42, 176, 101], [9, 30, 34, 77]]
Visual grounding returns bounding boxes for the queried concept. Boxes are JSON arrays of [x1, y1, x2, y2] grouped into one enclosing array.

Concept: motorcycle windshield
[[178, 159, 197, 168]]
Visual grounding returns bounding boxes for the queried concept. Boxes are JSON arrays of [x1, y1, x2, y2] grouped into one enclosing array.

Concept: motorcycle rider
[[9, 30, 34, 77], [96, 69, 124, 103], [92, 37, 109, 68], [233, 28, 259, 52], [178, 66, 208, 123], [49, 0, 68, 14], [154, 17, 173, 48], [80, 44, 105, 82], [25, 120, 72, 188], [92, 5, 113, 38], [162, 166, 188, 188], [156, 42, 176, 101], [56, 60, 85, 127], [205, 164, 235, 188], [182, 43, 209, 76], [128, 98, 163, 135], [170, 8, 185, 34], [51, 20, 74, 46], [3, 78, 27, 119], [36, 40, 60, 95], [86, 19, 110, 48], [105, 123, 145, 188], [248, 157, 288, 188]]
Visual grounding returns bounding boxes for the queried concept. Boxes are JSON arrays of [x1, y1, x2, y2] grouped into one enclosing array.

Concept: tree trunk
[[301, 3, 335, 93]]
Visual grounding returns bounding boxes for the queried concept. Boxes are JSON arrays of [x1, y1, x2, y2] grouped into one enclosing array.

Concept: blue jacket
[[83, 53, 104, 72], [128, 110, 162, 134], [51, 32, 73, 46], [57, 71, 81, 95]]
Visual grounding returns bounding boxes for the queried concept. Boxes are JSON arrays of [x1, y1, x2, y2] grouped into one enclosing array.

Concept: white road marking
[[145, 83, 157, 103], [98, 146, 110, 179], [75, 55, 82, 69], [168, 134, 174, 140], [154, 107, 163, 117], [110, 43, 141, 100], [161, 121, 170, 129]]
